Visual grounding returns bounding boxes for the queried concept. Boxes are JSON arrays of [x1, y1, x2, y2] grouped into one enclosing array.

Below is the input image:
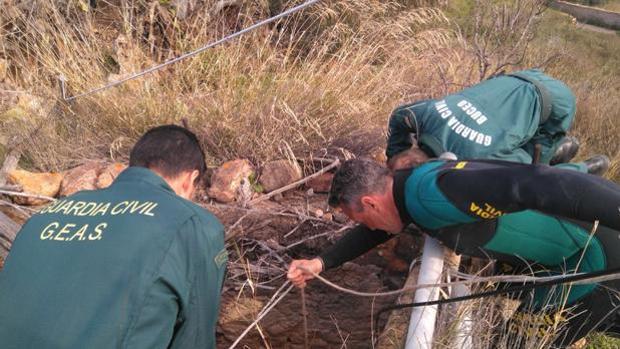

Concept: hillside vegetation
[[0, 0, 617, 181], [0, 1, 619, 347]]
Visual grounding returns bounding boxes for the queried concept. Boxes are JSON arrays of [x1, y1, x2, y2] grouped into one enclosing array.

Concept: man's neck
[[391, 170, 414, 226]]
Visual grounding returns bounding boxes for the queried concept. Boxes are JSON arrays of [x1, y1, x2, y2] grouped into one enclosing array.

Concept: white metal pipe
[[405, 236, 445, 349]]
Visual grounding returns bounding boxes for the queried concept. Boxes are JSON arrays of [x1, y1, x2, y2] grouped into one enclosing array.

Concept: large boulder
[[60, 161, 106, 197], [96, 162, 127, 189], [207, 159, 255, 203], [259, 159, 302, 193], [7, 169, 63, 205]]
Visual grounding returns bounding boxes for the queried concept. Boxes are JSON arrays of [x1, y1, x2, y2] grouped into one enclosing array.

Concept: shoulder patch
[[454, 161, 468, 169], [214, 248, 228, 268]]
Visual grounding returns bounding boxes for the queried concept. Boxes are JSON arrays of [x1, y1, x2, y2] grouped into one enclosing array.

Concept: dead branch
[[224, 212, 251, 241], [207, 202, 345, 227], [283, 219, 307, 238], [248, 158, 340, 205], [0, 199, 35, 216], [0, 184, 22, 191], [0, 189, 56, 202], [281, 225, 351, 251]]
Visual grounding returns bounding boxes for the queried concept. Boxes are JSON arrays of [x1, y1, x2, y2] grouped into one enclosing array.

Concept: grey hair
[[328, 159, 391, 210]]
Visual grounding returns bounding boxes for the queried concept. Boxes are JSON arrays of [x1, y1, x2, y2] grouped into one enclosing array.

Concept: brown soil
[[210, 190, 421, 348]]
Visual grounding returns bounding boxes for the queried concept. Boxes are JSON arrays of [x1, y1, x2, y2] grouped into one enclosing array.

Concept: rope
[[65, 0, 322, 101], [373, 266, 620, 332], [225, 266, 620, 347], [297, 265, 620, 298]]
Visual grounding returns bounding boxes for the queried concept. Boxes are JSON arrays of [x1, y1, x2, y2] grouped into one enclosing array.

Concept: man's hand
[[387, 147, 429, 171], [287, 258, 324, 288]]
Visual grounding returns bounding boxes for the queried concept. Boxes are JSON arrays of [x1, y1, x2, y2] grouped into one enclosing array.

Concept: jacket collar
[[392, 169, 414, 225], [113, 166, 175, 193]]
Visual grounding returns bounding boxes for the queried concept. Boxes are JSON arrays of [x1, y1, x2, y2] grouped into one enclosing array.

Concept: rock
[[7, 169, 63, 205], [306, 172, 334, 193], [333, 211, 349, 223], [259, 159, 302, 193], [96, 162, 127, 189], [60, 161, 106, 197], [377, 238, 409, 272], [311, 208, 324, 218], [272, 193, 285, 203], [207, 159, 255, 203], [323, 212, 333, 221]]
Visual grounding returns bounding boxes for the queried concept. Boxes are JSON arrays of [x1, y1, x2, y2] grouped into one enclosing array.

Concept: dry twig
[[248, 159, 340, 205], [0, 189, 56, 202]]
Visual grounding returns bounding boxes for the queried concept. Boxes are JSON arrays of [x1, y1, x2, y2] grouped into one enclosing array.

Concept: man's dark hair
[[328, 159, 391, 210], [129, 125, 206, 181]]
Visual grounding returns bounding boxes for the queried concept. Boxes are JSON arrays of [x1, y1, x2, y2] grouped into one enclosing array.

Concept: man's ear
[[182, 170, 200, 192], [190, 169, 200, 185], [360, 196, 376, 210]]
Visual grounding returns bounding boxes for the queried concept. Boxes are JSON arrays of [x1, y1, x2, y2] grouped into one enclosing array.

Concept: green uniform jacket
[[386, 69, 576, 164], [0, 167, 227, 349], [321, 160, 620, 307]]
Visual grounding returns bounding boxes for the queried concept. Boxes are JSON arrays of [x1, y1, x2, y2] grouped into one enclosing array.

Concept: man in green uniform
[[288, 159, 620, 346], [386, 68, 609, 172], [0, 125, 227, 349]]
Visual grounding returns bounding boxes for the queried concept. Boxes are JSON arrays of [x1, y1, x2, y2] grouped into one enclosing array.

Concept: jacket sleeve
[[386, 102, 426, 159], [319, 224, 393, 270], [168, 215, 227, 349], [437, 162, 620, 231]]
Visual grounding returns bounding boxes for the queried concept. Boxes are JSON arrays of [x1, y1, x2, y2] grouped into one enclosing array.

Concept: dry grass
[[524, 7, 620, 182], [0, 0, 456, 170], [1, 0, 618, 346]]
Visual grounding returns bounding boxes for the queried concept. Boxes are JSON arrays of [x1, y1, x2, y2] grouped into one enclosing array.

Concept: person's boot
[[550, 136, 580, 165], [584, 154, 610, 176]]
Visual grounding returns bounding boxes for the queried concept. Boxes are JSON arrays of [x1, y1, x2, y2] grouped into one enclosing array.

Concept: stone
[[311, 208, 324, 218], [333, 211, 349, 223], [259, 159, 302, 193], [60, 161, 106, 197], [377, 238, 409, 272], [96, 162, 127, 189], [306, 172, 334, 193], [207, 159, 255, 203], [7, 169, 63, 205], [272, 193, 285, 203]]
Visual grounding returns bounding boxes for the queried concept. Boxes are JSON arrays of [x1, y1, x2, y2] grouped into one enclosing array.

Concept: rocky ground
[[0, 154, 419, 348], [211, 192, 420, 348]]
